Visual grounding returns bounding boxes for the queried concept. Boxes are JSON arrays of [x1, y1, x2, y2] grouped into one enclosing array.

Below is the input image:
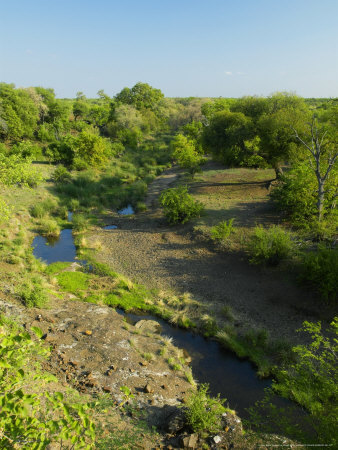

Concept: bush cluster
[[247, 225, 295, 266], [159, 186, 204, 224], [299, 247, 338, 302]]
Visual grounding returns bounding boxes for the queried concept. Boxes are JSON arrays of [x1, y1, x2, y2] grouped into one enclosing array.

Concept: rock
[[144, 383, 153, 393], [134, 319, 161, 334], [165, 408, 186, 434], [103, 386, 111, 393], [140, 360, 148, 366], [84, 330, 92, 336], [213, 435, 221, 444], [36, 314, 42, 321], [180, 433, 199, 449]]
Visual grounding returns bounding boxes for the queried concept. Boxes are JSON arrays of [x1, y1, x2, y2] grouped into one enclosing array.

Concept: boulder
[[134, 319, 161, 334]]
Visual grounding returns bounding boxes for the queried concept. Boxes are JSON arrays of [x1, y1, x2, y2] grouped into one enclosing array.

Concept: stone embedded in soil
[[144, 383, 153, 393], [134, 319, 162, 334], [180, 433, 199, 449], [84, 330, 92, 335], [28, 300, 191, 408]]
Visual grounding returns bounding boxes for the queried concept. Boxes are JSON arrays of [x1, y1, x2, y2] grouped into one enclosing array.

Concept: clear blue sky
[[1, 0, 337, 98]]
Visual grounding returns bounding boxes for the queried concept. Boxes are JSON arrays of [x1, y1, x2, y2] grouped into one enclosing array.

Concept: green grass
[[56, 271, 90, 295], [45, 262, 72, 275]]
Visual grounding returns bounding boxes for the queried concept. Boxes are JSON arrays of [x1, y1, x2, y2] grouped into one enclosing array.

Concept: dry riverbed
[[88, 164, 331, 345]]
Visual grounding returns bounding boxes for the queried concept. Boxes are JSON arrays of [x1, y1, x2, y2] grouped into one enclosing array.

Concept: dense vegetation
[[0, 81, 337, 447]]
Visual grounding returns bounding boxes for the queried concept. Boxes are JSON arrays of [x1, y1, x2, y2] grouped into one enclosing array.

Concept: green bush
[[30, 198, 58, 218], [210, 219, 235, 241], [271, 163, 337, 226], [0, 197, 11, 223], [159, 186, 204, 224], [184, 383, 226, 433], [247, 225, 295, 266], [19, 277, 49, 308], [299, 247, 338, 302], [0, 318, 95, 448], [52, 165, 72, 183], [72, 213, 89, 232], [0, 154, 45, 187], [39, 218, 61, 237], [248, 319, 338, 447]]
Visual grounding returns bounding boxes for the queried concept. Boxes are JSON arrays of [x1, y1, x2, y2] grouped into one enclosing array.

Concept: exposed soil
[[89, 165, 332, 345]]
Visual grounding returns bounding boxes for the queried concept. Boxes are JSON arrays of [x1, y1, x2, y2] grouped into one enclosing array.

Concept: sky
[[0, 0, 337, 98]]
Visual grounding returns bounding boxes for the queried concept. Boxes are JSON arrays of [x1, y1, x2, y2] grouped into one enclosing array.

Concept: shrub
[[247, 225, 295, 266], [0, 318, 95, 448], [210, 219, 235, 241], [39, 218, 61, 237], [72, 213, 89, 232], [19, 277, 49, 308], [248, 319, 338, 447], [52, 165, 72, 183], [159, 186, 204, 224], [299, 247, 338, 302], [30, 198, 58, 218], [0, 197, 11, 223], [184, 383, 226, 433], [0, 154, 45, 187]]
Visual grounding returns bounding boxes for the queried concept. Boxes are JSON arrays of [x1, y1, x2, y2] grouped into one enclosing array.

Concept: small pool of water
[[118, 205, 134, 215], [32, 228, 86, 265], [103, 224, 118, 230]]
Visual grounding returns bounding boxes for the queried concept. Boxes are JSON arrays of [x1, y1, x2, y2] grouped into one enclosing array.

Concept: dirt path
[[145, 165, 181, 209], [90, 168, 332, 344]]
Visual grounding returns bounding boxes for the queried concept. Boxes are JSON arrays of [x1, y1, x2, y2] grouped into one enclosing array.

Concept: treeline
[[0, 82, 337, 231]]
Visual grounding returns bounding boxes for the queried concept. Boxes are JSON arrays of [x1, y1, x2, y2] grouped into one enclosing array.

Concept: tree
[[73, 93, 89, 121], [257, 93, 309, 178], [202, 110, 254, 166], [292, 116, 337, 221], [0, 83, 39, 142], [115, 82, 164, 111], [171, 134, 205, 177]]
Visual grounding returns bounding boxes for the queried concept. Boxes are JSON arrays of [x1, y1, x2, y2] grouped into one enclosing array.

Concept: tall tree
[[292, 116, 338, 221]]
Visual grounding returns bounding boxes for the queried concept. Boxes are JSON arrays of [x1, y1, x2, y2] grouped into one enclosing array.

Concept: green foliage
[[72, 213, 90, 232], [299, 247, 338, 302], [56, 271, 90, 296], [171, 134, 205, 176], [18, 276, 49, 307], [202, 110, 254, 166], [247, 225, 295, 266], [210, 219, 235, 241], [184, 383, 226, 433], [44, 261, 72, 275], [72, 131, 112, 169], [0, 83, 39, 141], [115, 82, 164, 111], [0, 317, 95, 448], [271, 163, 318, 224], [30, 198, 58, 219], [248, 319, 338, 446], [52, 165, 72, 183], [39, 218, 61, 237], [159, 186, 204, 224], [0, 154, 45, 187], [0, 197, 11, 223]]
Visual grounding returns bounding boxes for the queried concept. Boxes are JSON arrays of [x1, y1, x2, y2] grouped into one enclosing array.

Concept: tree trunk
[[317, 180, 325, 222], [274, 163, 284, 179]]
